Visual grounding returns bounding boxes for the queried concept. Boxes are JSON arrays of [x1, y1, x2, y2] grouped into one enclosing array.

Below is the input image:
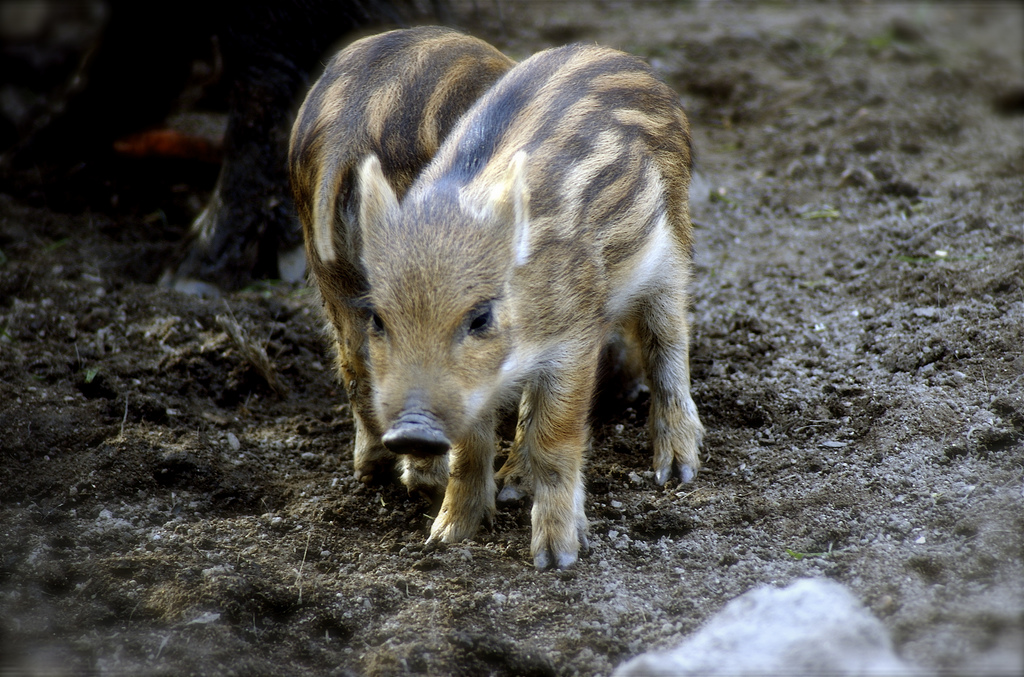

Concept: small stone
[[187, 611, 221, 625], [838, 165, 875, 187]]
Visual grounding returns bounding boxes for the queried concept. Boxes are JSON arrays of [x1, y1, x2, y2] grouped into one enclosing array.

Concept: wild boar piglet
[[290, 26, 515, 495], [354, 42, 705, 569]]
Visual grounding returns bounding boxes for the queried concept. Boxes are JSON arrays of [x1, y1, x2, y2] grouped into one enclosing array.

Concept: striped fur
[[355, 44, 704, 570], [288, 27, 514, 492]]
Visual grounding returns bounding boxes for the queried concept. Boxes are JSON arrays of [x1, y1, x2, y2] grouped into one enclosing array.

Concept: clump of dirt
[[1, 2, 1021, 675]]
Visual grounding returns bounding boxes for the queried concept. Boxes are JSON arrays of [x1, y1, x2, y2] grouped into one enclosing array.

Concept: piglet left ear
[[357, 154, 399, 241], [486, 150, 531, 266]]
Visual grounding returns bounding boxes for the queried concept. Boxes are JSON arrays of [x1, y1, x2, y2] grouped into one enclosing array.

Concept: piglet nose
[[382, 413, 451, 457]]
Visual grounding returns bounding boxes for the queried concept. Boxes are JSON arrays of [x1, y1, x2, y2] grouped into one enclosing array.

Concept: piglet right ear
[[357, 154, 399, 238], [486, 150, 531, 266]]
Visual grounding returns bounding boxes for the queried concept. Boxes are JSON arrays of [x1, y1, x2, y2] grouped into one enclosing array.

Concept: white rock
[[613, 578, 921, 676]]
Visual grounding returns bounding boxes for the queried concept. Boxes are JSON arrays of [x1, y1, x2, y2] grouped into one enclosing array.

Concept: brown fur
[[288, 27, 514, 492], [355, 43, 704, 570]]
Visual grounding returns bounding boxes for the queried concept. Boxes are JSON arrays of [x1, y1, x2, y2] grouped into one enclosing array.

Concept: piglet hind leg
[[426, 418, 497, 545], [638, 287, 706, 486], [495, 391, 537, 503]]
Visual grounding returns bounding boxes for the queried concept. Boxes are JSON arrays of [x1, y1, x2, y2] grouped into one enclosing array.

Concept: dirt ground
[[2, 1, 1022, 675]]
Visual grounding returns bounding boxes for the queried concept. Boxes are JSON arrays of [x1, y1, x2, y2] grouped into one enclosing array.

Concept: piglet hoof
[[428, 504, 486, 546], [353, 454, 401, 487], [534, 548, 578, 571], [354, 466, 392, 486], [161, 275, 222, 298], [422, 537, 447, 555], [654, 462, 697, 486]]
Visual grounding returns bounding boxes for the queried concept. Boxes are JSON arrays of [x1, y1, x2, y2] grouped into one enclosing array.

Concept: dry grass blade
[[216, 313, 289, 397]]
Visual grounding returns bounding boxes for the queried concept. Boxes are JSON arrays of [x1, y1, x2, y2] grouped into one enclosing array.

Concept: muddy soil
[[1, 2, 1022, 675]]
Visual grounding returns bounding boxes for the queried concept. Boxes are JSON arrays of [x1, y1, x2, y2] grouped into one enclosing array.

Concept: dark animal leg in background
[[166, 55, 305, 292], [164, 2, 397, 292]]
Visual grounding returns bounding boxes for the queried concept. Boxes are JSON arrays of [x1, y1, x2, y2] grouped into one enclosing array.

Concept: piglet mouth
[[381, 411, 451, 457]]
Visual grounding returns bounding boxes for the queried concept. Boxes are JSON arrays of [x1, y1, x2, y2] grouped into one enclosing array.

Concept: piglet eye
[[468, 307, 492, 335], [370, 311, 385, 334]]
